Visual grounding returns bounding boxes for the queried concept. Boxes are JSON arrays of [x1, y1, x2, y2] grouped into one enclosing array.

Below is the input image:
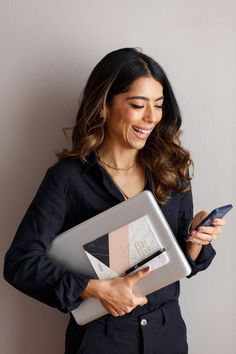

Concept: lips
[[132, 125, 152, 138]]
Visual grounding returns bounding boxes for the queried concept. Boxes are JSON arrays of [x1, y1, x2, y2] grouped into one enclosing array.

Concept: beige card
[[109, 224, 130, 274]]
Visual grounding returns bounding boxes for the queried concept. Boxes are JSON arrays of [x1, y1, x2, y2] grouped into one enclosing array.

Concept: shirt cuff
[[186, 243, 216, 278], [54, 272, 91, 312]]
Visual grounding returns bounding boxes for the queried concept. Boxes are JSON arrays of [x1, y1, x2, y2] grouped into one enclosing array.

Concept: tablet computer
[[47, 190, 191, 324]]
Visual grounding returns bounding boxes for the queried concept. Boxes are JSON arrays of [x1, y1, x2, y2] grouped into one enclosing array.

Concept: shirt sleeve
[[3, 166, 91, 313], [176, 187, 216, 278]]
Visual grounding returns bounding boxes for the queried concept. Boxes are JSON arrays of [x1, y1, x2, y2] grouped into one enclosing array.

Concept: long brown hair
[[58, 48, 193, 203]]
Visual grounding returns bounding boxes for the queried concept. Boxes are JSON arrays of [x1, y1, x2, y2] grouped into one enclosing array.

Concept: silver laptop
[[47, 191, 191, 325]]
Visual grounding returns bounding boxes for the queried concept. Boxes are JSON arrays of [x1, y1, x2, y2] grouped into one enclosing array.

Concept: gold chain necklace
[[97, 154, 138, 171]]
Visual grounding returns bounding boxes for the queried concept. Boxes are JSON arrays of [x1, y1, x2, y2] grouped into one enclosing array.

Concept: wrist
[[80, 279, 100, 300], [186, 241, 202, 261], [80, 279, 111, 300]]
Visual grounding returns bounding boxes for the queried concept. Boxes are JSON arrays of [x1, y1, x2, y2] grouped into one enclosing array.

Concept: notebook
[[47, 191, 191, 325]]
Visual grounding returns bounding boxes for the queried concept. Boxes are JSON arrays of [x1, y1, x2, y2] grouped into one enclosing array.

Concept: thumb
[[137, 295, 148, 306], [191, 210, 208, 231], [127, 266, 151, 284]]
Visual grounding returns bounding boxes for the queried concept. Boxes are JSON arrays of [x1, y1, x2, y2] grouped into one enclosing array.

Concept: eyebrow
[[127, 95, 164, 102]]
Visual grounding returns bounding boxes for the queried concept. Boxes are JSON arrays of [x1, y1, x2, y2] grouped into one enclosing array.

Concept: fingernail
[[143, 266, 150, 272], [192, 231, 197, 236]]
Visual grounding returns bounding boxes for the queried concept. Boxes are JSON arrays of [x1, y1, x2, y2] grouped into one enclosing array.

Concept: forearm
[[4, 246, 90, 312]]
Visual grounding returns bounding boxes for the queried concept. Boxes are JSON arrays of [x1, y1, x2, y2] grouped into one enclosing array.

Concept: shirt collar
[[81, 150, 99, 175]]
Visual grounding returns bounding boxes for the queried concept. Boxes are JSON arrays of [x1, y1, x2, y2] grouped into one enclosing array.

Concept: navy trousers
[[65, 301, 188, 354]]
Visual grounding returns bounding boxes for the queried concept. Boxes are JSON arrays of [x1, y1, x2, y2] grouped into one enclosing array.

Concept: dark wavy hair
[[58, 48, 193, 203]]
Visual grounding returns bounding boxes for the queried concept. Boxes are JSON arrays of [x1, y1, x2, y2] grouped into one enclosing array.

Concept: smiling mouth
[[132, 126, 152, 138]]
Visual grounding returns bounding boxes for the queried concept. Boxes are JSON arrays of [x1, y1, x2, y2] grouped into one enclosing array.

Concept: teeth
[[133, 126, 151, 134]]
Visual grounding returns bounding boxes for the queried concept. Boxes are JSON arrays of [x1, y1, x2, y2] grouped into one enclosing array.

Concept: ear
[[100, 105, 110, 119], [99, 109, 105, 118]]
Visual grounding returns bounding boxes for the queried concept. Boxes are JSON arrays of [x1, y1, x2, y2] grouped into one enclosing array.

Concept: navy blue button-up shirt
[[4, 152, 216, 316]]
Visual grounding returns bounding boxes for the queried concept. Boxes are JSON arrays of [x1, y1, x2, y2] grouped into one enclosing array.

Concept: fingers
[[101, 295, 148, 317], [213, 218, 226, 226], [98, 270, 150, 317], [138, 296, 148, 306], [188, 232, 214, 246], [126, 266, 151, 285], [188, 211, 227, 246], [100, 300, 125, 317], [197, 225, 222, 236], [187, 223, 223, 245]]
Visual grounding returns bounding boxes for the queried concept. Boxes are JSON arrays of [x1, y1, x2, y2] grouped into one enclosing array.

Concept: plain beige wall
[[1, 1, 235, 353]]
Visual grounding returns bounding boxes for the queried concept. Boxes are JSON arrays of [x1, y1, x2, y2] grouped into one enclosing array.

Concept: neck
[[97, 143, 139, 171]]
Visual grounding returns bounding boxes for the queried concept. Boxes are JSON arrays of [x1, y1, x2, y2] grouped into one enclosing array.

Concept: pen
[[122, 248, 166, 276]]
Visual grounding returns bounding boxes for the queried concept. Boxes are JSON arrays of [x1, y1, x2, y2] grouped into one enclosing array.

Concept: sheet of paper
[[83, 216, 169, 279]]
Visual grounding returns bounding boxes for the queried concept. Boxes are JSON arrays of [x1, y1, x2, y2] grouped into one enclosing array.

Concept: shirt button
[[140, 318, 148, 326]]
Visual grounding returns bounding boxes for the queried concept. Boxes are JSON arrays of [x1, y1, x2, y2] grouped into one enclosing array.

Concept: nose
[[142, 105, 156, 124], [143, 103, 163, 126]]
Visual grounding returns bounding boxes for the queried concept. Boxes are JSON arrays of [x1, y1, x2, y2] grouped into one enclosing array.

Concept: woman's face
[[105, 76, 164, 151]]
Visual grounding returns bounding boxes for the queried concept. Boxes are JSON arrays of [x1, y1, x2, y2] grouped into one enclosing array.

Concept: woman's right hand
[[80, 267, 151, 317]]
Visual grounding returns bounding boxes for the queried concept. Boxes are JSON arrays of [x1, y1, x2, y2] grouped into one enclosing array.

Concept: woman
[[4, 48, 225, 354]]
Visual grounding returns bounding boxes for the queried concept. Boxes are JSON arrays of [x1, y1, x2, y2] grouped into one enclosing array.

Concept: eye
[[130, 103, 144, 109], [154, 105, 163, 109]]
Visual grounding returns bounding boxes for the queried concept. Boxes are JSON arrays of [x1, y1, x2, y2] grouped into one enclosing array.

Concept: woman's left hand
[[187, 211, 226, 246]]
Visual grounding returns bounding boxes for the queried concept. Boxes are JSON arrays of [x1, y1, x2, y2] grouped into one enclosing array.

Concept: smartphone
[[195, 204, 233, 229]]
